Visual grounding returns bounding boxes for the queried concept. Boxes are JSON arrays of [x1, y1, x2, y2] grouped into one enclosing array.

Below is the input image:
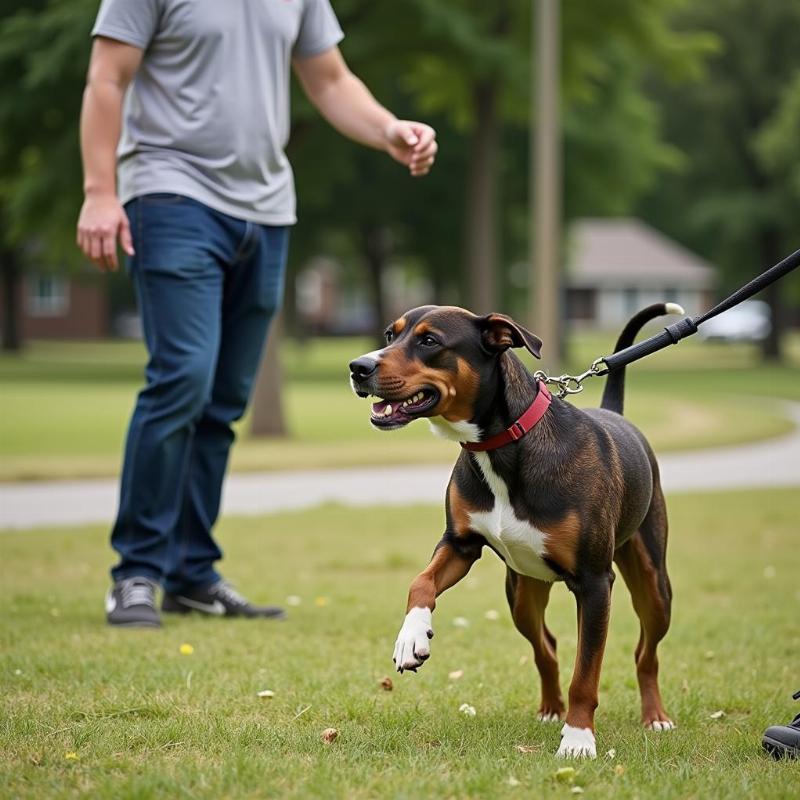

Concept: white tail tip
[[665, 302, 685, 316]]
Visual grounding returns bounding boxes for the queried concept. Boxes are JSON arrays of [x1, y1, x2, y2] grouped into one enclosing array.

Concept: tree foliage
[[0, 0, 95, 256], [637, 0, 800, 357]]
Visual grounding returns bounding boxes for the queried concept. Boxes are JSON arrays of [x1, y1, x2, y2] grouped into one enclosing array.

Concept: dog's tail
[[600, 302, 685, 415]]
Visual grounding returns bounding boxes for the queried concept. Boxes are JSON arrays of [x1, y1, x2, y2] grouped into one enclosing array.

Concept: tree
[[398, 0, 715, 319], [638, 0, 800, 360], [0, 0, 96, 350]]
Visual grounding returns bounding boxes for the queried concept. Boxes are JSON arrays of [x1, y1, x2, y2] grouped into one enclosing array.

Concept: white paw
[[537, 712, 562, 723], [647, 719, 675, 731], [556, 724, 597, 759], [392, 607, 433, 673]]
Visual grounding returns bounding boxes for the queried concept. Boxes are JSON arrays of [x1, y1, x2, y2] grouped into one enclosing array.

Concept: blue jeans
[[111, 194, 289, 593]]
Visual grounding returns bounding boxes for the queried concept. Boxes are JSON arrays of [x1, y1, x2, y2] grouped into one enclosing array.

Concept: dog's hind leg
[[505, 569, 565, 722], [614, 485, 674, 730]]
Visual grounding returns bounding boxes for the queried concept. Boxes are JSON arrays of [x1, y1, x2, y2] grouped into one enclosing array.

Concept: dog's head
[[348, 305, 542, 430]]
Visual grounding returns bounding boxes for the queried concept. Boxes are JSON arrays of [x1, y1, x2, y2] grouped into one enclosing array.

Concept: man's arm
[[293, 48, 437, 177], [76, 37, 143, 271]]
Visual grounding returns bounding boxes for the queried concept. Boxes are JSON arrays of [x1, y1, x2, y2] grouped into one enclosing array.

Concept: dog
[[349, 303, 682, 758]]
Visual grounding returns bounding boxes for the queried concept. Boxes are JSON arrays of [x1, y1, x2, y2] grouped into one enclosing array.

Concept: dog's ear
[[479, 313, 542, 359]]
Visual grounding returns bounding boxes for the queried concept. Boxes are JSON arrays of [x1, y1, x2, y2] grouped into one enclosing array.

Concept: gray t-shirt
[[92, 0, 344, 225]]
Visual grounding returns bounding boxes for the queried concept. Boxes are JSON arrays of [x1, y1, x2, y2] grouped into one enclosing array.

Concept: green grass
[[0, 334, 799, 480], [2, 489, 799, 798]]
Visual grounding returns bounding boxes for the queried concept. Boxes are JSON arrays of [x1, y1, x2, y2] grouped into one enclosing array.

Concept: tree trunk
[[759, 229, 783, 362], [1, 244, 23, 352], [465, 79, 499, 314], [362, 224, 392, 345], [249, 315, 288, 438]]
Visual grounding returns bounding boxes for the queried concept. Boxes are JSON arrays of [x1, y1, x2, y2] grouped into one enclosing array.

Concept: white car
[[697, 299, 772, 343]]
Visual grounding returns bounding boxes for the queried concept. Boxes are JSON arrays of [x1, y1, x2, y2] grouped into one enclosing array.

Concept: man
[[77, 0, 438, 627]]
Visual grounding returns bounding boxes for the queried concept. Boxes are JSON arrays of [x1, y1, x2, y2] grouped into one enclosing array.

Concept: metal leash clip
[[534, 357, 606, 399]]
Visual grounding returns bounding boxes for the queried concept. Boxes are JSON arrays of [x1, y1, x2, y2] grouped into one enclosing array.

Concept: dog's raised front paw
[[392, 606, 433, 673], [556, 723, 597, 759]]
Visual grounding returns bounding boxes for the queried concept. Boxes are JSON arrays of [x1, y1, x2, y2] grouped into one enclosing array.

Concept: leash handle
[[597, 317, 698, 374], [596, 246, 800, 374]]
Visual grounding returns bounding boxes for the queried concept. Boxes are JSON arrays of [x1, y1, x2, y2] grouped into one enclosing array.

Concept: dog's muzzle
[[349, 355, 378, 397]]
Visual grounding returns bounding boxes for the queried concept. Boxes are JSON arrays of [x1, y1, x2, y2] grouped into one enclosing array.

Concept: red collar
[[461, 382, 552, 452]]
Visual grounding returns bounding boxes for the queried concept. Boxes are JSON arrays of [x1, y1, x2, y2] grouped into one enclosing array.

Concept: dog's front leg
[[558, 570, 615, 759], [393, 538, 480, 673]]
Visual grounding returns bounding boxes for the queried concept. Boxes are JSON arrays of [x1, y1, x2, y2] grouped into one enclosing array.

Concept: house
[[0, 270, 110, 340], [565, 218, 717, 327]]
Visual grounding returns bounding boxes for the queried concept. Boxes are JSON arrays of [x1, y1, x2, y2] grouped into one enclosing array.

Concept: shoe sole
[[762, 735, 800, 759], [107, 619, 162, 628], [162, 605, 287, 620]]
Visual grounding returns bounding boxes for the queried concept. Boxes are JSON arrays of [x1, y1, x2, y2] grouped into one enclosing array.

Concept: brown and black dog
[[349, 303, 682, 758]]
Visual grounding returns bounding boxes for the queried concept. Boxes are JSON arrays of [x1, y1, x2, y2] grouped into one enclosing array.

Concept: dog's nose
[[349, 356, 378, 380]]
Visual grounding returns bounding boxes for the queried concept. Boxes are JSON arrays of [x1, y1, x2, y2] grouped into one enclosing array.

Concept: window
[[27, 274, 68, 317], [566, 288, 597, 322], [623, 287, 638, 315]]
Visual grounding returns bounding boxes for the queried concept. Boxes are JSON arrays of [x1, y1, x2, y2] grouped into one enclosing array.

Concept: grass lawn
[[1, 333, 799, 481], [2, 488, 799, 798]]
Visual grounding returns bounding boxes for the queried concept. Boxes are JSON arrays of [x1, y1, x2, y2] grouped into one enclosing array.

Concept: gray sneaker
[[105, 577, 161, 628]]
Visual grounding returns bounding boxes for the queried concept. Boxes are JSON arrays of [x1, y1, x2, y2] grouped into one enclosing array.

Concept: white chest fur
[[469, 452, 557, 582]]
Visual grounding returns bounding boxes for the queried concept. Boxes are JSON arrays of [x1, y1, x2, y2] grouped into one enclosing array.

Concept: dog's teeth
[[385, 405, 392, 415]]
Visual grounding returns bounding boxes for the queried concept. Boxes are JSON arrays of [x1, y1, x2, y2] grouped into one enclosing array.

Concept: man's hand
[[384, 120, 438, 177], [76, 192, 134, 272]]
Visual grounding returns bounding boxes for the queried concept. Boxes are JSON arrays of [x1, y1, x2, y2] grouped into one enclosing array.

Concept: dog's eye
[[384, 329, 394, 343], [419, 334, 439, 348]]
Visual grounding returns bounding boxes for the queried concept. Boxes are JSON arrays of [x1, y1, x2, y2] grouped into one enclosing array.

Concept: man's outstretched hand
[[76, 192, 135, 272], [384, 120, 438, 177]]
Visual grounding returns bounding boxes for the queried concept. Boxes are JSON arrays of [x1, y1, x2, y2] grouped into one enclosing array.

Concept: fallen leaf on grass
[[314, 596, 330, 607], [452, 617, 470, 628], [484, 609, 500, 621], [507, 776, 520, 787], [459, 703, 476, 717], [64, 752, 78, 761], [257, 690, 275, 699], [321, 727, 339, 743], [448, 669, 464, 681], [571, 787, 584, 794], [379, 676, 393, 691], [605, 748, 616, 759], [515, 744, 539, 754], [179, 643, 194, 656], [709, 710, 726, 720], [614, 764, 625, 776], [286, 595, 302, 606]]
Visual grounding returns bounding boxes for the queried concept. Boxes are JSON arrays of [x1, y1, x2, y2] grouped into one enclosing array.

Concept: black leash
[[596, 246, 800, 375], [535, 246, 800, 397]]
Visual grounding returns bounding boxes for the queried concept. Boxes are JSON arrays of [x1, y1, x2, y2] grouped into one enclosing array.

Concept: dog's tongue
[[371, 399, 407, 422]]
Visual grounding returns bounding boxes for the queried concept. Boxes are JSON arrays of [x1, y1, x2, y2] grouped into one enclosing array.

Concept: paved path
[[2, 403, 798, 531]]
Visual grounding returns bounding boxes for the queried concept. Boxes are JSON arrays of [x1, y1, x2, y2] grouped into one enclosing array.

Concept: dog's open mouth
[[370, 387, 440, 429]]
